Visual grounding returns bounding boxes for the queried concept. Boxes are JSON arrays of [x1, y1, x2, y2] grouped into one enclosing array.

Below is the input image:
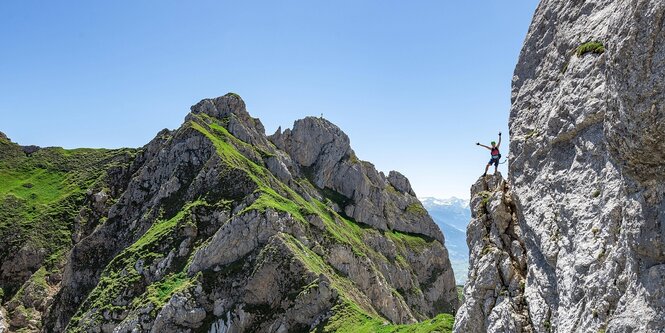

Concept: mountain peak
[[270, 116, 351, 168], [4, 94, 458, 332], [269, 114, 441, 242], [187, 93, 269, 148], [189, 92, 248, 120], [420, 197, 470, 209]]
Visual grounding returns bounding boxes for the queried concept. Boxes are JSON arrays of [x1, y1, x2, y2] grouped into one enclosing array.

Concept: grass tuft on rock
[[143, 272, 193, 309], [405, 203, 428, 216], [576, 41, 605, 57]]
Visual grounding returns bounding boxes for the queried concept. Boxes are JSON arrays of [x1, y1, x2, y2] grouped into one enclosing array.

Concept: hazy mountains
[[420, 197, 470, 284]]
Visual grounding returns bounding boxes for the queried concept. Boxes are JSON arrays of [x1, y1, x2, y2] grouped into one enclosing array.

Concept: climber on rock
[[477, 132, 502, 177]]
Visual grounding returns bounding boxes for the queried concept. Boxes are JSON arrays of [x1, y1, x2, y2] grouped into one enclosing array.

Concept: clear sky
[[1, 1, 539, 199]]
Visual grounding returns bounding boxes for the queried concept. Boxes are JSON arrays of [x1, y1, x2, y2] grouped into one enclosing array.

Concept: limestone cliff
[[456, 0, 665, 332], [0, 94, 457, 333], [454, 174, 531, 333]]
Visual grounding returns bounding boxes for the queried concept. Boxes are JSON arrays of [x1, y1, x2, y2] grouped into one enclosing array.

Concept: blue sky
[[1, 1, 539, 199]]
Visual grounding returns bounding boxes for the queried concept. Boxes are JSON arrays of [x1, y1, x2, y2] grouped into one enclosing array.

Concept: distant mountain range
[[420, 197, 470, 285]]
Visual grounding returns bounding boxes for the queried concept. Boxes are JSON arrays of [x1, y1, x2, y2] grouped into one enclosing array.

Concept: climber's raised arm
[[476, 142, 491, 150]]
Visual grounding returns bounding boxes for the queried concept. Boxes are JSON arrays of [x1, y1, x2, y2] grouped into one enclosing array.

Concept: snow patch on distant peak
[[419, 196, 469, 209]]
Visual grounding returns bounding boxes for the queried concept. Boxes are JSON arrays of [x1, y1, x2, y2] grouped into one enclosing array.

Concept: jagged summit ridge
[[271, 116, 352, 169], [1, 93, 458, 332], [270, 115, 441, 242], [186, 93, 443, 242]]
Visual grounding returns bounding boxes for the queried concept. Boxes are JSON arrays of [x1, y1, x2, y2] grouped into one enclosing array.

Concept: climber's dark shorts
[[488, 157, 500, 167]]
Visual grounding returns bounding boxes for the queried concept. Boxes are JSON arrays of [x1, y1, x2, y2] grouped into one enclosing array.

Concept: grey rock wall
[[458, 1, 665, 332], [454, 174, 531, 333], [270, 117, 444, 243]]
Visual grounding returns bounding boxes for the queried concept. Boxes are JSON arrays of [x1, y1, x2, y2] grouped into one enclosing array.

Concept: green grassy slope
[[0, 135, 135, 298], [318, 304, 454, 333]]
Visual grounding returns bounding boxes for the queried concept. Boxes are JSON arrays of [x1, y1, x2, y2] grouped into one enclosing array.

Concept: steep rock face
[[454, 174, 531, 333], [2, 93, 458, 332], [270, 117, 443, 243], [458, 1, 665, 332]]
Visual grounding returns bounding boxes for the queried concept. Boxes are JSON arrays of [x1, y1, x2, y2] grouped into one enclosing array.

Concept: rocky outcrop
[[458, 1, 665, 332], [20, 146, 40, 156], [187, 94, 272, 151], [270, 117, 444, 243], [454, 174, 531, 333], [2, 93, 457, 332]]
